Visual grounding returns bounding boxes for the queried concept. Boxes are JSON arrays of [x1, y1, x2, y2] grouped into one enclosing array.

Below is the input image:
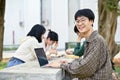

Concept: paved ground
[[3, 51, 15, 58], [2, 51, 15, 62]]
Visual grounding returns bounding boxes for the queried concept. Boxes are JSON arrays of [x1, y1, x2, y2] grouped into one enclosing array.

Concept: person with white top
[[6, 24, 46, 67]]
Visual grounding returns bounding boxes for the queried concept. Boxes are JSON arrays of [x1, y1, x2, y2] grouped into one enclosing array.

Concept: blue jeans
[[6, 57, 25, 67]]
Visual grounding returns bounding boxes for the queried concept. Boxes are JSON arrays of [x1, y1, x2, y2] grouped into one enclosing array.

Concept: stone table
[[0, 61, 64, 80]]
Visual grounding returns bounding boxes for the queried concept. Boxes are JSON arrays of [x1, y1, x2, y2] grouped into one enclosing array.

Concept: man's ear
[[90, 20, 94, 26]]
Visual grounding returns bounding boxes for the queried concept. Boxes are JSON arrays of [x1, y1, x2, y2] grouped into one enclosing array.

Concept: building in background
[[4, 0, 120, 49]]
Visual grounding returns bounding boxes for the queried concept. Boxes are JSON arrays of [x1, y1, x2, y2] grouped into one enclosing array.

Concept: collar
[[86, 30, 98, 43]]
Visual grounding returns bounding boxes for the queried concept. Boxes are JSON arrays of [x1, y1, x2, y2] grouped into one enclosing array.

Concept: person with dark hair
[[66, 25, 85, 56], [6, 24, 46, 67], [40, 29, 59, 59], [47, 9, 113, 80]]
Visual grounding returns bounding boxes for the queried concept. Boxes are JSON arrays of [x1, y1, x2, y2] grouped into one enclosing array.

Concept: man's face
[[75, 16, 93, 33]]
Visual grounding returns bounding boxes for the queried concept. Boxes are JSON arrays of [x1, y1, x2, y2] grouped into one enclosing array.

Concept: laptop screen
[[65, 42, 80, 50], [34, 48, 49, 66]]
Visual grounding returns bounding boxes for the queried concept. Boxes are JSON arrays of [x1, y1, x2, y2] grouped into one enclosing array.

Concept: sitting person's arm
[[46, 49, 58, 60], [46, 42, 58, 60], [65, 49, 74, 55]]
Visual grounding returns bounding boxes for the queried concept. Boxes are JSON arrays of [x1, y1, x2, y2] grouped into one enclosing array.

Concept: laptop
[[65, 42, 81, 50], [34, 48, 49, 67]]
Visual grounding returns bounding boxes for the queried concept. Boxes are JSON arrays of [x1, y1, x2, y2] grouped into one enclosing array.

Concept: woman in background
[[40, 29, 59, 59], [66, 26, 85, 57]]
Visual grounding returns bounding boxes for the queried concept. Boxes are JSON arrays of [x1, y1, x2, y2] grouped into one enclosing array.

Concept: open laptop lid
[[65, 42, 80, 50], [34, 48, 49, 66]]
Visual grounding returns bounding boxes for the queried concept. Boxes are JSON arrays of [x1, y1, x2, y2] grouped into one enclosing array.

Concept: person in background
[[6, 24, 46, 67], [40, 29, 59, 59], [66, 25, 85, 57], [47, 8, 113, 80]]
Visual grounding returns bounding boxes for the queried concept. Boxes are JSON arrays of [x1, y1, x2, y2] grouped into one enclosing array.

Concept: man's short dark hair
[[74, 9, 95, 22]]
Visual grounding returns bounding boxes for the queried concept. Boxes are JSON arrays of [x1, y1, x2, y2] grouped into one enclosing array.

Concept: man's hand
[[46, 61, 61, 68]]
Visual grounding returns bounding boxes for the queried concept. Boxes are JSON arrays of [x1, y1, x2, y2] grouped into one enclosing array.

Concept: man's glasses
[[74, 17, 88, 24]]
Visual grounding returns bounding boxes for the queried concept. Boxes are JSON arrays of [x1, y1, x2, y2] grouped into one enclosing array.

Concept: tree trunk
[[98, 0, 120, 60], [0, 0, 5, 61]]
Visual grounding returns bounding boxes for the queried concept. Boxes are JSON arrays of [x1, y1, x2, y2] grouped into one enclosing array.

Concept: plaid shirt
[[61, 31, 113, 80]]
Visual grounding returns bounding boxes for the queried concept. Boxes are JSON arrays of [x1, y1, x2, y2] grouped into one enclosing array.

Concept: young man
[[47, 9, 113, 80]]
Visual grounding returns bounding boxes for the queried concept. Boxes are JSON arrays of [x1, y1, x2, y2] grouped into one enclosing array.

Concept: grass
[[0, 62, 7, 70], [3, 47, 18, 51], [115, 67, 120, 74], [3, 45, 19, 51]]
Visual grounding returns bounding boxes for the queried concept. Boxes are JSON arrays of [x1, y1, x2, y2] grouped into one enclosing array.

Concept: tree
[[98, 0, 120, 60], [0, 0, 5, 61]]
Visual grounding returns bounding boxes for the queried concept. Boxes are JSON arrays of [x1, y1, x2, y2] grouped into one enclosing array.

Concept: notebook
[[35, 48, 62, 68], [65, 42, 81, 50], [34, 48, 49, 67]]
